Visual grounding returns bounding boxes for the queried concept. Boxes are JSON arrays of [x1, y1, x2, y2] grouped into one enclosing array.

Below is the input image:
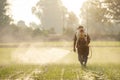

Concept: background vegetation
[[0, 0, 120, 42]]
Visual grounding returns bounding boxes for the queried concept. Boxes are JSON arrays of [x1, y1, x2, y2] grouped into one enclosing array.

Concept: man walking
[[73, 26, 90, 67]]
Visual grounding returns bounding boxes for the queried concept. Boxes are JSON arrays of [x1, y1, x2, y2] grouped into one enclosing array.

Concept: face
[[79, 28, 84, 33]]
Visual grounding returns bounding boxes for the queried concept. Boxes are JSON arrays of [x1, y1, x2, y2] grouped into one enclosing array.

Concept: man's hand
[[86, 43, 89, 46], [73, 48, 76, 52]]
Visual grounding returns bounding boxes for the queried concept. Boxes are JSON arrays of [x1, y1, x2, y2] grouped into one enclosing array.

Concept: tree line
[[0, 0, 120, 42]]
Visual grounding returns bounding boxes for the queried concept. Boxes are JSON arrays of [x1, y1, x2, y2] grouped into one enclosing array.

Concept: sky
[[61, 0, 87, 19], [7, 0, 40, 26], [7, 0, 87, 26]]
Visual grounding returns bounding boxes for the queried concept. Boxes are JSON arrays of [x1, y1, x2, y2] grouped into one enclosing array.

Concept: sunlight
[[7, 0, 40, 26], [7, 0, 87, 26], [61, 0, 87, 22]]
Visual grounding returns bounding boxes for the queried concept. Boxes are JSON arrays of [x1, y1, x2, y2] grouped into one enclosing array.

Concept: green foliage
[[32, 0, 64, 33], [81, 0, 102, 23], [102, 0, 120, 23], [32, 28, 42, 36], [88, 64, 120, 80], [63, 27, 74, 36], [0, 41, 120, 79], [80, 0, 120, 40], [66, 12, 79, 29], [81, 0, 120, 24], [33, 0, 79, 34], [0, 0, 11, 27], [0, 64, 120, 79]]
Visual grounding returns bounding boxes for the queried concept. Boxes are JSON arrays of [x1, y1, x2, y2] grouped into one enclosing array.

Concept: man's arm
[[73, 34, 77, 52], [87, 34, 90, 45]]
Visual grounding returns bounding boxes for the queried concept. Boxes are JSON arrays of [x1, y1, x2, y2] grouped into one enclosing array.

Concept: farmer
[[73, 26, 90, 67]]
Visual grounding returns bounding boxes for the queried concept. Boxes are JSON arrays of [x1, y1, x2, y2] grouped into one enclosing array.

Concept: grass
[[0, 48, 14, 64], [0, 64, 41, 79], [0, 64, 120, 80], [88, 64, 120, 80], [0, 41, 120, 47], [0, 41, 120, 80]]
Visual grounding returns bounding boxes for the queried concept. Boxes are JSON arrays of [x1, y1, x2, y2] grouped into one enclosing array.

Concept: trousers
[[77, 46, 89, 65]]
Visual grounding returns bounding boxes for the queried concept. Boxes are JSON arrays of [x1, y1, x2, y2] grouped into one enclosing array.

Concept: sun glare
[[7, 0, 86, 26], [61, 0, 87, 23], [7, 0, 40, 26]]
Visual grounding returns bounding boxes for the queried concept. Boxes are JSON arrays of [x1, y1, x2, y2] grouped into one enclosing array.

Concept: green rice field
[[0, 41, 120, 80]]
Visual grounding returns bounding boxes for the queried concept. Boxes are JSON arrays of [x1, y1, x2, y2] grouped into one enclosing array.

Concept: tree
[[17, 20, 27, 28], [81, 0, 120, 24], [80, 0, 120, 40], [80, 0, 105, 24], [101, 0, 120, 23], [66, 12, 79, 29], [0, 0, 11, 27], [32, 0, 65, 34]]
